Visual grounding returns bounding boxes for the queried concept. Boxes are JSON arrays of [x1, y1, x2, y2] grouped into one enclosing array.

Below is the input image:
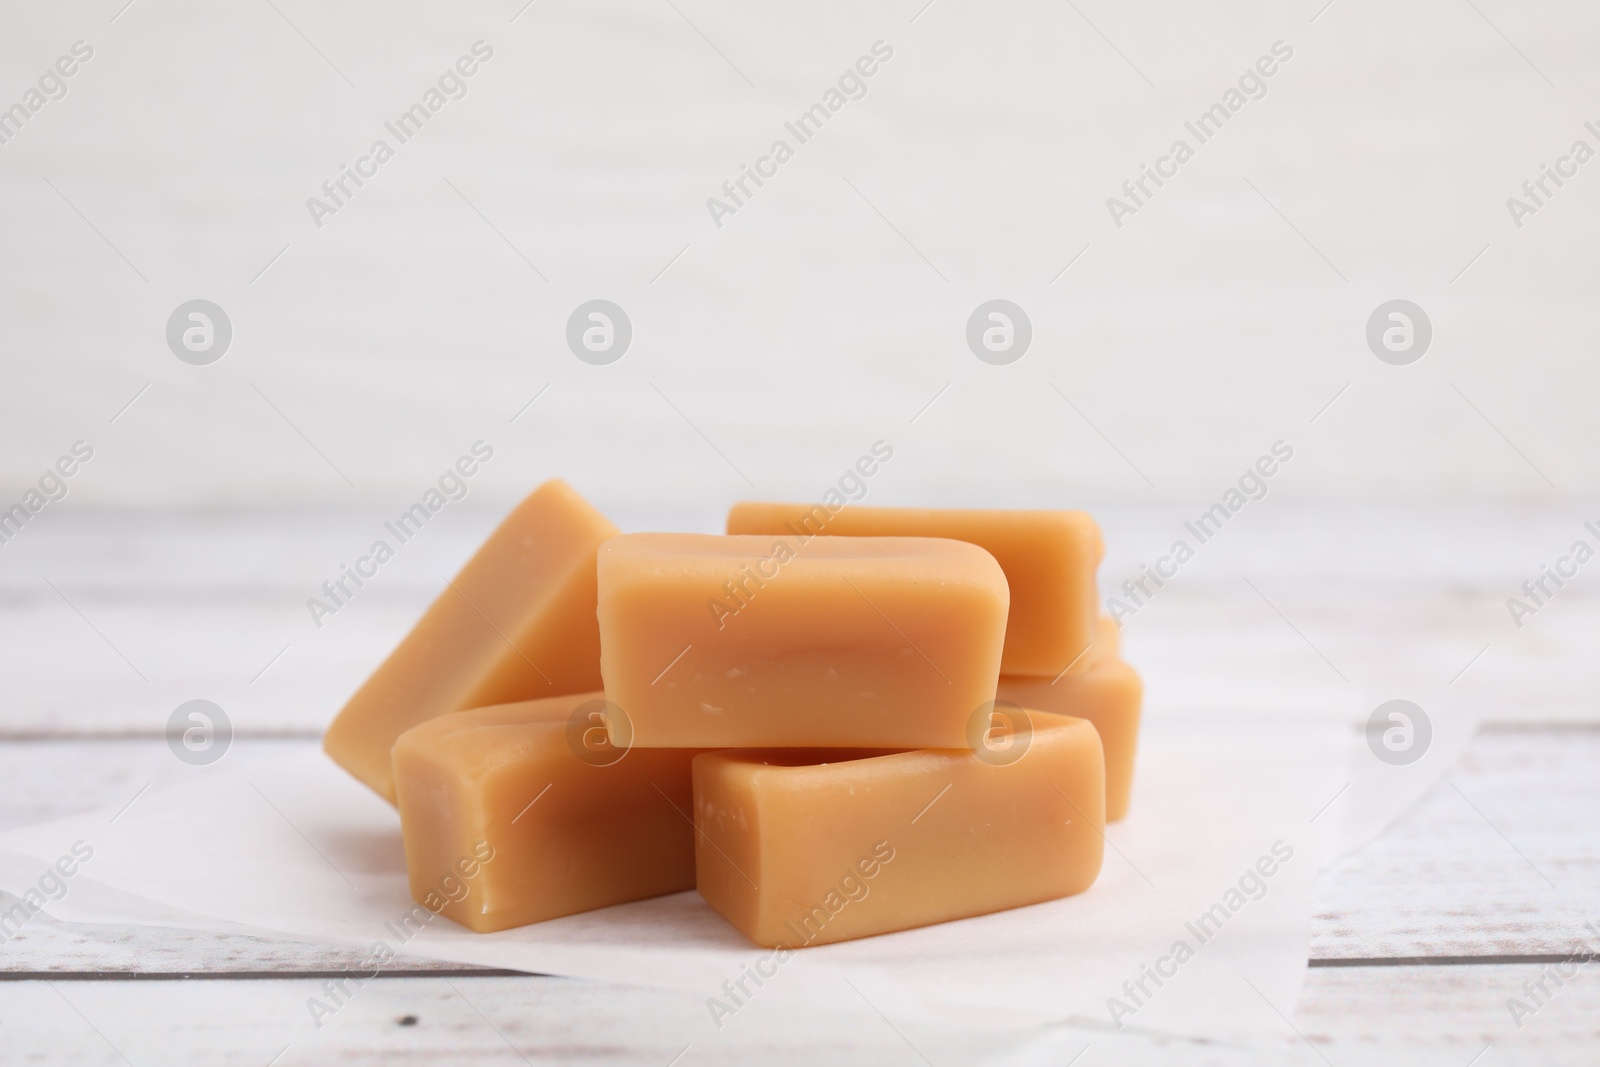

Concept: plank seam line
[[0, 731, 325, 742], [7, 720, 1600, 743], [1309, 954, 1596, 968], [7, 955, 1591, 981], [0, 968, 542, 982]]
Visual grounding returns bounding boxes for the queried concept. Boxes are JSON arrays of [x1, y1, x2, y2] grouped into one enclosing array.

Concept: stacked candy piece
[[323, 480, 1142, 945]]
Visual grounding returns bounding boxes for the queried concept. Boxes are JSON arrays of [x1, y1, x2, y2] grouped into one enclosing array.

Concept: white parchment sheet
[[0, 711, 1379, 1047]]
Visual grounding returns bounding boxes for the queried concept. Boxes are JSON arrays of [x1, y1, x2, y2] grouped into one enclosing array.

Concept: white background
[[2, 0, 1596, 522]]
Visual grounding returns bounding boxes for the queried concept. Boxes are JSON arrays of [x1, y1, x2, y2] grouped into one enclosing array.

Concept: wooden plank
[[1311, 724, 1600, 961], [0, 739, 313, 835], [6, 504, 1593, 592], [3, 963, 1598, 1065], [3, 507, 1597, 733], [5, 584, 1594, 732], [1, 511, 1595, 1060], [0, 973, 1000, 1066], [2, 726, 1596, 975]]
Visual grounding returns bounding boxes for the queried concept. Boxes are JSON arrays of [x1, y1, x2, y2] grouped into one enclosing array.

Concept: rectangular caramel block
[[998, 619, 1141, 821], [727, 502, 1102, 676], [325, 479, 619, 804], [694, 713, 1104, 947], [392, 693, 699, 933], [597, 533, 1008, 748]]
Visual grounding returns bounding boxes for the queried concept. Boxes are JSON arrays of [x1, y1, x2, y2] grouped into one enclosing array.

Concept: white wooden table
[[2, 506, 1597, 1065]]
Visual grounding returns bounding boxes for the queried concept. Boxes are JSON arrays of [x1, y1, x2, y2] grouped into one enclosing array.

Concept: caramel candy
[[392, 693, 698, 933], [1096, 613, 1119, 655], [727, 503, 1102, 676], [998, 620, 1141, 821], [597, 533, 1009, 748], [694, 713, 1104, 947], [325, 479, 618, 803]]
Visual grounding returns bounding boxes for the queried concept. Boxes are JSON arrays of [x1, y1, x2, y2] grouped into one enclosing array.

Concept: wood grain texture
[[5, 726, 1595, 972], [1310, 726, 1600, 961], [3, 964, 1599, 1066], [3, 506, 1596, 733], [0, 510, 1596, 1062]]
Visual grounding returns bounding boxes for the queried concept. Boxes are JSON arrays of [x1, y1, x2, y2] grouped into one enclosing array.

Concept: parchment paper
[[0, 711, 1354, 1046]]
